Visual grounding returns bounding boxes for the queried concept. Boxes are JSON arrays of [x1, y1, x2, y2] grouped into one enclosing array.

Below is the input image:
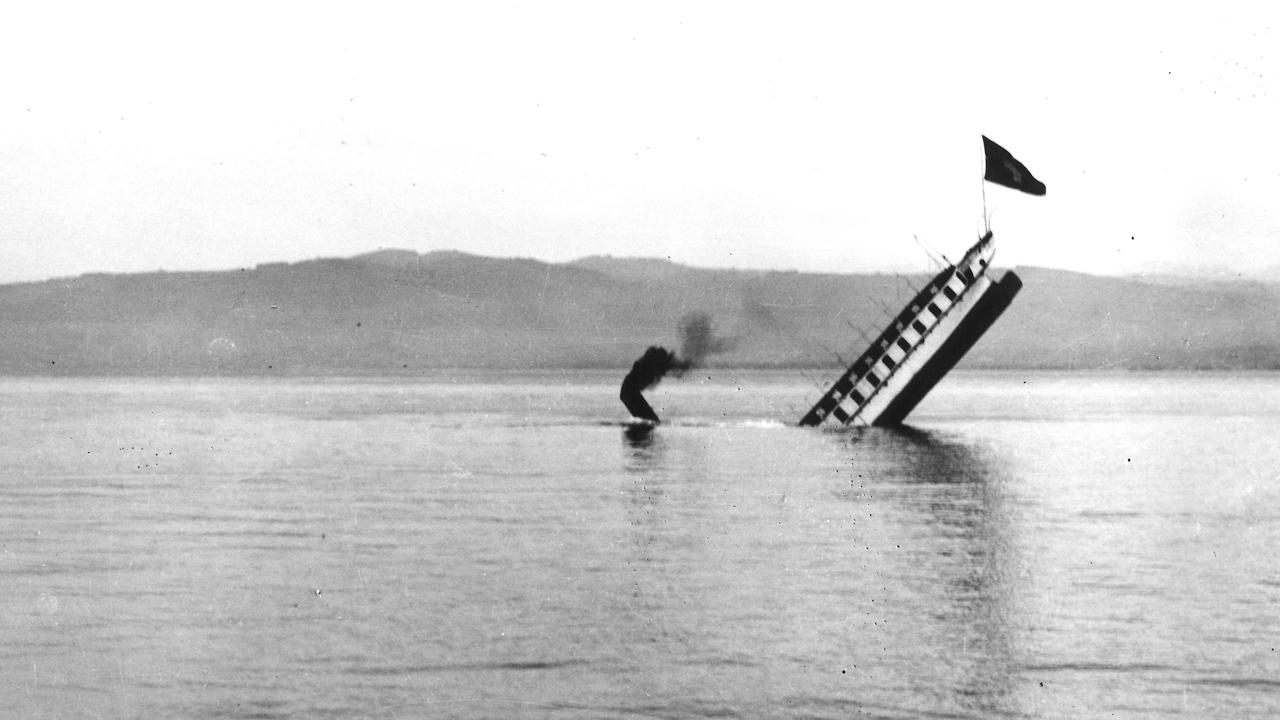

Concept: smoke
[[677, 311, 733, 366], [620, 312, 733, 423], [627, 312, 730, 391]]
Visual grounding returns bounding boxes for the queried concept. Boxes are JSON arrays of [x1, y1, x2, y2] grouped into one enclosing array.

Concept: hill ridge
[[1, 250, 1276, 374]]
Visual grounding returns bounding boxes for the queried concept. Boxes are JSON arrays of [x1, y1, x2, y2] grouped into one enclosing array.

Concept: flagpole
[[981, 173, 989, 235], [979, 136, 989, 235]]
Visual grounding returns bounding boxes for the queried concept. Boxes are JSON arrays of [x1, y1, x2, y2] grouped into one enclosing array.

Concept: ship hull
[[872, 270, 1022, 425], [798, 232, 1019, 428]]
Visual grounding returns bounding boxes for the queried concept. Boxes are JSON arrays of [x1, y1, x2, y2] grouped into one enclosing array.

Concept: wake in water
[[596, 418, 790, 429]]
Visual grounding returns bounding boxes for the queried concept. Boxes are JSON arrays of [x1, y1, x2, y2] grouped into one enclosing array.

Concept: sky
[[2, 2, 1278, 283]]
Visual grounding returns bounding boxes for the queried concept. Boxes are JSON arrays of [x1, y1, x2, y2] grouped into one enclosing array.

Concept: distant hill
[[1, 250, 1278, 375]]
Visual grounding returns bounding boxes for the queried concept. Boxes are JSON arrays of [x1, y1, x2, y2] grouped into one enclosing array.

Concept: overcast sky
[[2, 2, 1277, 283]]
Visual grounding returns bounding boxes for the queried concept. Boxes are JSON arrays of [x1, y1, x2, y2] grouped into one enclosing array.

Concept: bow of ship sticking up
[[798, 231, 1021, 427]]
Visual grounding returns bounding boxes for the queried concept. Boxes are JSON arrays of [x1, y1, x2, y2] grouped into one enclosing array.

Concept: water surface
[[2, 371, 1278, 718]]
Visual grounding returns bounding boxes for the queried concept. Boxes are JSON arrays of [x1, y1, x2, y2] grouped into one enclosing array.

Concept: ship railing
[[810, 234, 995, 425]]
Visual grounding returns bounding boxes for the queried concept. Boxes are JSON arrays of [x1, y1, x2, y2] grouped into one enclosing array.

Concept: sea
[[2, 370, 1278, 719]]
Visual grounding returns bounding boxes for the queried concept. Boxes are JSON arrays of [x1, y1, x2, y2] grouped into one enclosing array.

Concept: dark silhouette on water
[[619, 312, 732, 424], [619, 347, 686, 423]]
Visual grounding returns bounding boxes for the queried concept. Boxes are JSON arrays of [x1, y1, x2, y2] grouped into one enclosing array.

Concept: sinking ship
[[797, 136, 1043, 428], [618, 135, 1043, 429], [798, 231, 1021, 427]]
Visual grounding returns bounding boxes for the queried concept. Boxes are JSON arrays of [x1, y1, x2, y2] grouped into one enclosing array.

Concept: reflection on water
[[609, 422, 1033, 717], [622, 423, 657, 446], [845, 426, 1022, 716], [622, 424, 665, 479]]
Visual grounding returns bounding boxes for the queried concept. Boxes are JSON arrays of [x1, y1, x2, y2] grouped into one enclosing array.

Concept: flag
[[983, 136, 1046, 196]]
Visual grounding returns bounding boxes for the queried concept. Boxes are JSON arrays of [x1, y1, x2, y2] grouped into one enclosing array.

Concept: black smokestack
[[620, 312, 732, 423], [619, 346, 686, 423]]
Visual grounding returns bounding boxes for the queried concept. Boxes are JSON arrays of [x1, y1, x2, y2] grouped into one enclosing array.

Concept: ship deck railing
[[801, 232, 994, 426]]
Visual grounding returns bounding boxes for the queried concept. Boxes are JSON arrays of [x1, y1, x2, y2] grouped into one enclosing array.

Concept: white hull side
[[845, 274, 994, 426]]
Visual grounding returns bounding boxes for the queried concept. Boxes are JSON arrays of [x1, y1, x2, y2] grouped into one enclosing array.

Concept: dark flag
[[983, 135, 1046, 195]]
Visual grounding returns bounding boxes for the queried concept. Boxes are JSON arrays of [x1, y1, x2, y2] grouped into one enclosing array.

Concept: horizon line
[[2, 246, 1273, 287]]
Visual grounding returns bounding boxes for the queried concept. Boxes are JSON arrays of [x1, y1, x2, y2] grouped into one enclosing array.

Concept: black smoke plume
[[678, 311, 733, 365], [620, 312, 731, 423]]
